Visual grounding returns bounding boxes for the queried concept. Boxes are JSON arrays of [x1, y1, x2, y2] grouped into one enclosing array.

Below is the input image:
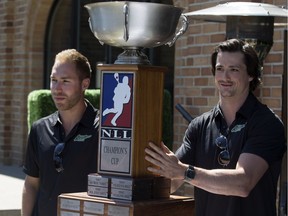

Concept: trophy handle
[[88, 17, 104, 45], [166, 14, 188, 47], [123, 3, 129, 42]]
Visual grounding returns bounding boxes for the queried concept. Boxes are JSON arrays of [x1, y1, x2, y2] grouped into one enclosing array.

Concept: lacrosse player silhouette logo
[[102, 72, 133, 127]]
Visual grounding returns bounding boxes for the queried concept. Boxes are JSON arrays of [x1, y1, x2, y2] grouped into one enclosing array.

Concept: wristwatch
[[184, 165, 196, 182]]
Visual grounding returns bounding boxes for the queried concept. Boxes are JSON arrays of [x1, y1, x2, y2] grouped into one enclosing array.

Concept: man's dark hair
[[211, 38, 262, 91]]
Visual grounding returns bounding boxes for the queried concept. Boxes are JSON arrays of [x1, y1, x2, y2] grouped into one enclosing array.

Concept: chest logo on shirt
[[231, 123, 247, 133], [74, 134, 92, 142]]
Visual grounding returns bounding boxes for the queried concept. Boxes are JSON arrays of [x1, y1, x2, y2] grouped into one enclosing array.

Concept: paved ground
[[0, 164, 25, 216]]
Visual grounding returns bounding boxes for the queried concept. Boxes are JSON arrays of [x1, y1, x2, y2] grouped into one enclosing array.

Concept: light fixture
[[184, 2, 288, 66]]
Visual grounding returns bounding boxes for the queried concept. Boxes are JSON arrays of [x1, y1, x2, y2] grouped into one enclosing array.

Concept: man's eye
[[231, 68, 239, 72], [216, 67, 223, 71]]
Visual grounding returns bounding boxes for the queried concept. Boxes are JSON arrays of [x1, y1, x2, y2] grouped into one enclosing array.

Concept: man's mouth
[[53, 95, 66, 102], [219, 82, 233, 87]]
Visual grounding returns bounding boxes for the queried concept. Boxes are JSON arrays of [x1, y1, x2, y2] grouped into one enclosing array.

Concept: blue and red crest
[[101, 72, 134, 128]]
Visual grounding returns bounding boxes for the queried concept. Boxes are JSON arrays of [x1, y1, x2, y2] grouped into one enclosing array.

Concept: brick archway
[[0, 0, 53, 164]]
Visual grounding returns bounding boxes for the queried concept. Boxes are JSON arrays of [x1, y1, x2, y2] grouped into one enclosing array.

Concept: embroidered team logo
[[101, 72, 133, 128], [231, 123, 247, 133], [74, 134, 92, 142]]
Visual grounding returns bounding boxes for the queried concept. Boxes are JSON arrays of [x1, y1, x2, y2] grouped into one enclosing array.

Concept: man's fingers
[[145, 154, 164, 176], [160, 141, 172, 154], [145, 147, 161, 160], [145, 154, 161, 167], [148, 142, 167, 157]]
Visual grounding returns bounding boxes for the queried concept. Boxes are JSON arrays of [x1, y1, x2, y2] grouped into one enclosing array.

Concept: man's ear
[[82, 78, 90, 91]]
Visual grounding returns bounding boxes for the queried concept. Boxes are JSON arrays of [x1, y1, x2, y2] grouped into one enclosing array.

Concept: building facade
[[0, 0, 286, 173]]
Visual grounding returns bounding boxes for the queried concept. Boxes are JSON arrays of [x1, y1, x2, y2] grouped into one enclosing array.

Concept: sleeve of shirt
[[23, 123, 40, 178], [175, 120, 198, 165], [243, 109, 286, 165]]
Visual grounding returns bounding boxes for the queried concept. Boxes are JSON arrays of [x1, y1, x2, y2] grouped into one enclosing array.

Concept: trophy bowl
[[85, 1, 188, 64]]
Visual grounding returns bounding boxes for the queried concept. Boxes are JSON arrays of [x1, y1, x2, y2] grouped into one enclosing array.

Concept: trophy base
[[87, 173, 171, 201], [58, 192, 195, 216], [114, 49, 151, 65]]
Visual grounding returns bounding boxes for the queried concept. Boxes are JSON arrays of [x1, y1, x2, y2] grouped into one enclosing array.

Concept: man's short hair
[[55, 49, 92, 80]]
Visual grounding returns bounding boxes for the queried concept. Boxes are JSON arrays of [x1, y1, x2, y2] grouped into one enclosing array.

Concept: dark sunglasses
[[215, 135, 230, 166], [53, 142, 65, 172]]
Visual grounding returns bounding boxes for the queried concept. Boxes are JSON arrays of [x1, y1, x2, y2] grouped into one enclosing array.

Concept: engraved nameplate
[[59, 210, 80, 216], [60, 198, 80, 211], [111, 178, 133, 190], [83, 201, 105, 214], [88, 174, 109, 187], [99, 139, 131, 174], [87, 185, 109, 198], [108, 205, 130, 216], [111, 188, 132, 200]]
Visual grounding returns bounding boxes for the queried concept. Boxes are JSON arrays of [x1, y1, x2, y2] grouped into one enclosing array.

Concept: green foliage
[[27, 89, 55, 130], [27, 89, 101, 130], [84, 89, 101, 108], [27, 89, 172, 147]]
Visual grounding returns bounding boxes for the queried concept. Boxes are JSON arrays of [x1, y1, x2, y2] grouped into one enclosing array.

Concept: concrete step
[[0, 164, 24, 216], [0, 210, 21, 216]]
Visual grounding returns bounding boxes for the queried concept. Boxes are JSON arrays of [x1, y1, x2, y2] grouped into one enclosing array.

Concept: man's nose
[[52, 82, 62, 91], [223, 70, 231, 79]]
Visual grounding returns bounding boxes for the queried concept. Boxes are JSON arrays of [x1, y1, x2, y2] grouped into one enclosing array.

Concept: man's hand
[[145, 141, 187, 180]]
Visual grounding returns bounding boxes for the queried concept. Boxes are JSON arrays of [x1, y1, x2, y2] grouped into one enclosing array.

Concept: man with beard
[[22, 49, 99, 216], [145, 39, 286, 216]]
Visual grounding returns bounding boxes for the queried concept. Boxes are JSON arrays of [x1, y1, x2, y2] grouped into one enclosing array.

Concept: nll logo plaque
[[101, 128, 132, 139], [101, 72, 133, 128], [99, 71, 134, 176]]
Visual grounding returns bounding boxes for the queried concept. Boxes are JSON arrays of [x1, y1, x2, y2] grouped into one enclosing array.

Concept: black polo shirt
[[176, 93, 286, 216], [23, 101, 99, 216]]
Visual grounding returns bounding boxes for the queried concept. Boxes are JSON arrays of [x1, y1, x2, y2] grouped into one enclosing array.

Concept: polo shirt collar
[[214, 92, 258, 120], [236, 93, 258, 119], [80, 100, 97, 128]]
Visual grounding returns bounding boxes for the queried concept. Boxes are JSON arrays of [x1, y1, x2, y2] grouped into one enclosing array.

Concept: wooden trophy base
[[87, 173, 171, 201], [58, 192, 195, 216]]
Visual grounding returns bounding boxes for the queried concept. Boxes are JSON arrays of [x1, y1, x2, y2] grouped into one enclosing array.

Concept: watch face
[[186, 166, 195, 179]]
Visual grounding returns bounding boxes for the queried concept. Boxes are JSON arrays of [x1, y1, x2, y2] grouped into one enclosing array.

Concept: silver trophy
[[85, 1, 188, 64]]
